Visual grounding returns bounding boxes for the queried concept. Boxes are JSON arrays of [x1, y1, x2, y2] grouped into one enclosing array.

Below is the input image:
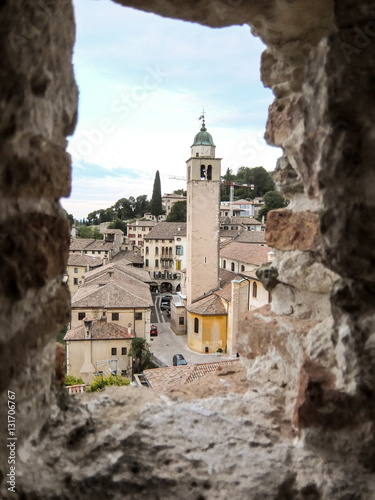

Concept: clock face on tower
[[203, 147, 210, 155]]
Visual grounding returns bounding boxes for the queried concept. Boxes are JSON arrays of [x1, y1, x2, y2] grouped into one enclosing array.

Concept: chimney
[[84, 318, 92, 338]]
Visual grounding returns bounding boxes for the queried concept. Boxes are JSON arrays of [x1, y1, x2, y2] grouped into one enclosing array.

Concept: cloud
[[66, 0, 279, 220]]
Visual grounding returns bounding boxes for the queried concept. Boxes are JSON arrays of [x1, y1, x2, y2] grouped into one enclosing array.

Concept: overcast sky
[[62, 0, 281, 220]]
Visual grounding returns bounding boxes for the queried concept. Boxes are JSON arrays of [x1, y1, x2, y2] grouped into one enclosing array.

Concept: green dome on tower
[[191, 121, 216, 147]]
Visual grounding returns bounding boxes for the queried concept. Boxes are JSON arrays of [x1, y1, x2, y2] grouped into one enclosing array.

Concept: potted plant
[[216, 348, 223, 356]]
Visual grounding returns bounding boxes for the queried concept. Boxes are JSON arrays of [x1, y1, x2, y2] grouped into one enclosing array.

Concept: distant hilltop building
[[162, 193, 187, 216]]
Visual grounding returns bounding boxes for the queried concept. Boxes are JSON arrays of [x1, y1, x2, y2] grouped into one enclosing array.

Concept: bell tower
[[186, 115, 221, 305]]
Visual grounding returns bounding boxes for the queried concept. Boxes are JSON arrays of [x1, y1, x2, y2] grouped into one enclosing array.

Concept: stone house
[[126, 220, 156, 247], [220, 198, 263, 218], [220, 216, 263, 232], [66, 253, 103, 296], [220, 241, 272, 274], [70, 262, 153, 340], [162, 193, 187, 216], [69, 228, 124, 259], [144, 222, 187, 293], [64, 317, 134, 383]]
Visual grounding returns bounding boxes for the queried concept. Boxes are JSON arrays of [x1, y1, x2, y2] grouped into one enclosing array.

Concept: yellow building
[[64, 318, 134, 383], [66, 254, 103, 296], [187, 294, 228, 353]]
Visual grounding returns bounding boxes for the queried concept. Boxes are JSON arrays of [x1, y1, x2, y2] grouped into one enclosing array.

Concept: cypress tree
[[150, 170, 163, 220]]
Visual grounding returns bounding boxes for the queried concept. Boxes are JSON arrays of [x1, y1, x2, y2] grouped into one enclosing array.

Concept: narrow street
[[149, 293, 232, 367]]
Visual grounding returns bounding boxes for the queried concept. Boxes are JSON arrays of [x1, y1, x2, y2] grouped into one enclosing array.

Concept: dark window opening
[[179, 317, 184, 325], [121, 347, 127, 355], [111, 347, 117, 356], [200, 165, 206, 179], [112, 312, 119, 321], [253, 282, 258, 298], [207, 165, 212, 180], [78, 312, 86, 321], [135, 312, 142, 321], [194, 317, 199, 333]]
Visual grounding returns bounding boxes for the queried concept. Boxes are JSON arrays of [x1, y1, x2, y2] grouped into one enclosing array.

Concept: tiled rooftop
[[71, 261, 153, 308], [188, 293, 227, 315], [234, 231, 266, 244], [110, 250, 143, 265], [220, 216, 262, 226], [143, 359, 240, 394], [220, 242, 271, 266], [144, 222, 187, 240], [69, 238, 95, 251], [67, 254, 103, 268], [64, 319, 135, 341]]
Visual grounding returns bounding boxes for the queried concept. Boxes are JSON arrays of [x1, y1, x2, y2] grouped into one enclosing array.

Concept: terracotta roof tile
[[234, 231, 266, 244], [71, 261, 153, 308], [144, 222, 186, 240], [67, 254, 103, 268], [69, 238, 95, 251], [110, 250, 143, 265], [188, 294, 227, 315], [143, 359, 240, 394], [220, 242, 271, 266], [219, 269, 241, 287], [64, 319, 135, 341]]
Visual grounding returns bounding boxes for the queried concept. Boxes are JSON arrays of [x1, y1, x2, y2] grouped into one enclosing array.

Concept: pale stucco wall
[[67, 263, 87, 296], [66, 338, 133, 383], [70, 307, 150, 339]]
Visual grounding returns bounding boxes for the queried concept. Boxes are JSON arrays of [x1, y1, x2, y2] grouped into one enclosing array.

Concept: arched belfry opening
[[1, 0, 375, 497]]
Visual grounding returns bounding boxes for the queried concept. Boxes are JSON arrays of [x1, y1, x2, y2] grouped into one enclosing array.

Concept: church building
[[180, 117, 271, 355]]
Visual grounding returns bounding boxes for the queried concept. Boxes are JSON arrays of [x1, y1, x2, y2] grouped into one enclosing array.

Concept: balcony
[[153, 271, 181, 281]]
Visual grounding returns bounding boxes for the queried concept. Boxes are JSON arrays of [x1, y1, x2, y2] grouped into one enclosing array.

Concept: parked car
[[173, 354, 187, 366], [160, 300, 171, 311], [150, 325, 158, 337]]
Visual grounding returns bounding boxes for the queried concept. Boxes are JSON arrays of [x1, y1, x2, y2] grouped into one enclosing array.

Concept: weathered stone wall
[[2, 0, 375, 498], [0, 0, 77, 475]]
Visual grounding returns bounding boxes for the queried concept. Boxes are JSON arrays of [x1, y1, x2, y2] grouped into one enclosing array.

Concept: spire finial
[[198, 109, 206, 130]]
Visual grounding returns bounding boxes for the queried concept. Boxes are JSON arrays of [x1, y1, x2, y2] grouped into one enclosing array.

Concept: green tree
[[78, 226, 103, 239], [114, 197, 133, 220], [62, 209, 75, 227], [129, 338, 151, 374], [134, 195, 150, 218], [108, 218, 127, 234], [221, 167, 236, 200], [166, 201, 186, 222], [65, 374, 85, 386], [87, 210, 101, 225], [173, 189, 187, 197], [257, 191, 289, 221], [86, 374, 130, 392], [149, 170, 163, 220]]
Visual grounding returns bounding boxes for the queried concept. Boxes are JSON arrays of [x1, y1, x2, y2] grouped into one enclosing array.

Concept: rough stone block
[[272, 249, 339, 294], [266, 209, 322, 252], [265, 96, 303, 147]]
